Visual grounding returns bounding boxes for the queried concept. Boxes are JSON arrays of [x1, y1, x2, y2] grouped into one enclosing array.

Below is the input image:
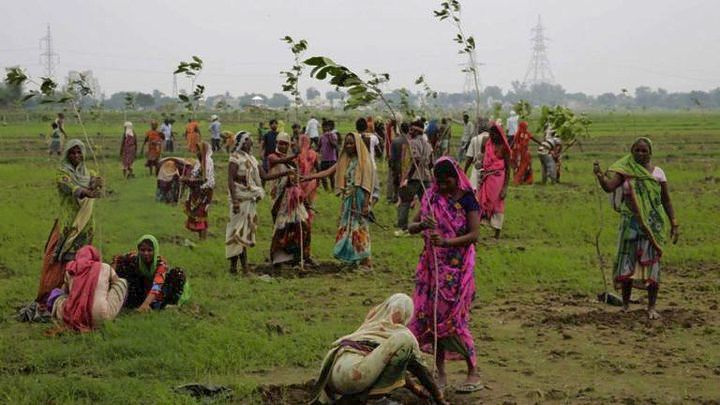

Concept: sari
[[269, 134, 311, 265], [298, 134, 319, 210], [186, 120, 200, 153], [409, 157, 477, 368], [313, 294, 424, 403], [156, 157, 196, 204], [52, 245, 128, 331], [333, 132, 374, 264], [477, 124, 510, 230], [226, 132, 265, 258], [145, 129, 163, 165], [608, 139, 668, 289], [511, 121, 533, 185], [121, 123, 137, 170], [37, 139, 96, 303], [184, 142, 215, 233]]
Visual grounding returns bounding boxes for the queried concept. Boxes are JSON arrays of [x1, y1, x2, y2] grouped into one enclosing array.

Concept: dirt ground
[[249, 264, 720, 404]]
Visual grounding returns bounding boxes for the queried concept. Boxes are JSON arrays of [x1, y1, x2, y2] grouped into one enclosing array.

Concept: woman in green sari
[[593, 137, 679, 319], [37, 139, 103, 304]]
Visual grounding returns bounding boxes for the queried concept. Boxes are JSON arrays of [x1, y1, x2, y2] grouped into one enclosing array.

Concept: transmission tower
[[523, 15, 555, 86], [39, 24, 59, 79]]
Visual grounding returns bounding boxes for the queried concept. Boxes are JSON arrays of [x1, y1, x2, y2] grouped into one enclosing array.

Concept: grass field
[[0, 111, 719, 404]]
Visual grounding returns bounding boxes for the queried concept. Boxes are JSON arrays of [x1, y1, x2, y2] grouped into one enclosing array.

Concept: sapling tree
[[123, 92, 135, 121], [415, 75, 438, 116], [513, 99, 532, 120], [304, 56, 396, 120], [537, 105, 591, 150], [280, 36, 308, 122], [5, 66, 99, 166], [174, 56, 205, 119], [433, 0, 482, 121]]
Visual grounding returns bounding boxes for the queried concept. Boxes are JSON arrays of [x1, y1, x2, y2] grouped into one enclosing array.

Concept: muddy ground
[[247, 264, 720, 404]]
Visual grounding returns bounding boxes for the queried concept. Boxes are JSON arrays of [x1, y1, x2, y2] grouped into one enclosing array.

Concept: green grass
[[0, 111, 719, 403]]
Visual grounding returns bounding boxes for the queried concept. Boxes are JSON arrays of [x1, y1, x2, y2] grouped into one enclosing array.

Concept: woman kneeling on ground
[[112, 235, 190, 312], [48, 245, 128, 332], [593, 137, 678, 319], [311, 293, 448, 404]]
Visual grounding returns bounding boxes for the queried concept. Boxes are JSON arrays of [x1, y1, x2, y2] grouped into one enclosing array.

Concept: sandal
[[455, 382, 484, 394]]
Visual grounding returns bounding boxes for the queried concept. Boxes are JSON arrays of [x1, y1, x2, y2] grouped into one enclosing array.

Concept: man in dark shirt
[[260, 119, 279, 172], [387, 122, 409, 204]]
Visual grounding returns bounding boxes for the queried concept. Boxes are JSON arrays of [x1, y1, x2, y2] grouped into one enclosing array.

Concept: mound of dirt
[[254, 381, 483, 404], [536, 308, 707, 330]]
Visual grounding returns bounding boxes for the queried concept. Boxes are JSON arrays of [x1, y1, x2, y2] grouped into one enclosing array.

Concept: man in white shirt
[[159, 119, 174, 152], [209, 115, 222, 152], [306, 115, 320, 148], [464, 125, 490, 189], [455, 113, 475, 162], [506, 110, 519, 146]]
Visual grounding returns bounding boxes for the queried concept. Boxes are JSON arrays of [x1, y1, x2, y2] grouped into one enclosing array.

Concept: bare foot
[[436, 370, 447, 389], [647, 308, 661, 320], [463, 371, 482, 386], [620, 305, 629, 313]]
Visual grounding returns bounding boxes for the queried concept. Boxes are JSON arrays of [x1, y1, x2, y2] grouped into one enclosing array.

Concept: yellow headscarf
[[334, 132, 374, 194]]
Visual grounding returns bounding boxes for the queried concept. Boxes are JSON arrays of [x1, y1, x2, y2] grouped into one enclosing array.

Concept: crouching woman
[[311, 293, 448, 404]]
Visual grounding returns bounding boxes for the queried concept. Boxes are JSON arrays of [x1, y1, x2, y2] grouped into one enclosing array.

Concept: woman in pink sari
[[297, 134, 319, 213], [477, 123, 511, 239], [407, 157, 482, 393]]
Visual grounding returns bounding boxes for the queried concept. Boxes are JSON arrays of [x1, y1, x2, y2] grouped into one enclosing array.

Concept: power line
[[523, 15, 555, 86]]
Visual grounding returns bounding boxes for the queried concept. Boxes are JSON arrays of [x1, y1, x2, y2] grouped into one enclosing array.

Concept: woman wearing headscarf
[[303, 132, 374, 269], [297, 133, 319, 209], [593, 137, 679, 320], [112, 235, 190, 311], [185, 118, 201, 153], [476, 123, 511, 239], [155, 157, 197, 204], [407, 157, 482, 393], [142, 120, 164, 176], [311, 293, 448, 404], [226, 131, 265, 274], [49, 245, 127, 332], [267, 132, 311, 267], [510, 121, 534, 185], [183, 141, 215, 240], [120, 121, 137, 179], [36, 139, 103, 304]]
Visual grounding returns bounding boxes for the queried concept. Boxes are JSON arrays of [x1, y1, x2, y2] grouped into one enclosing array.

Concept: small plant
[[174, 56, 205, 118], [415, 75, 438, 115], [304, 56, 396, 119], [433, 0, 482, 121], [5, 66, 98, 166], [280, 36, 308, 122], [513, 99, 532, 120], [537, 105, 591, 145]]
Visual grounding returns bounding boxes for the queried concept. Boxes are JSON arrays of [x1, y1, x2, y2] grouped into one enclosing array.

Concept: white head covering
[[232, 131, 250, 154], [510, 110, 517, 116], [211, 114, 218, 121], [124, 121, 134, 137], [332, 293, 417, 346]]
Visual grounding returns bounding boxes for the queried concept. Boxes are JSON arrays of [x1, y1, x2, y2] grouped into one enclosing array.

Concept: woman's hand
[[670, 223, 680, 244], [430, 232, 447, 247], [361, 204, 370, 217], [420, 217, 436, 231], [137, 303, 151, 313], [500, 187, 507, 200], [593, 161, 602, 176], [90, 176, 104, 190]]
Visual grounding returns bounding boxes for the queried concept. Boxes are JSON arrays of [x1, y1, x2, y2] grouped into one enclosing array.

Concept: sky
[[1, 0, 718, 98]]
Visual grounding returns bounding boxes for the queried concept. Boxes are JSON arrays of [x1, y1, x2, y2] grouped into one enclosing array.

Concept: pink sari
[[409, 157, 477, 367], [297, 135, 318, 207], [477, 124, 509, 221], [62, 245, 102, 332]]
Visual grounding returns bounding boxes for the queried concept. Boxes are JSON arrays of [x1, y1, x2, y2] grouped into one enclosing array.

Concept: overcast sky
[[1, 0, 718, 98]]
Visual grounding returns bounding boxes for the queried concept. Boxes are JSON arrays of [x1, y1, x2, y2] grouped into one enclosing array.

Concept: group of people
[[28, 138, 190, 333], [30, 112, 680, 403]]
